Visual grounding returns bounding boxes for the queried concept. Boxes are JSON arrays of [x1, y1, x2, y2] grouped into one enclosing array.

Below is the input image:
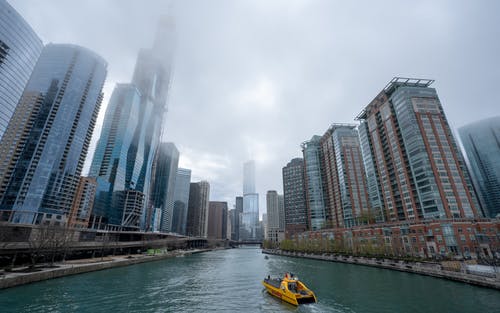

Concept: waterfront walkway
[[262, 249, 500, 290], [0, 249, 210, 290]]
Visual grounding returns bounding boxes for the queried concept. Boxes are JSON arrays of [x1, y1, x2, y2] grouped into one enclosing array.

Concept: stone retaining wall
[[262, 249, 500, 290]]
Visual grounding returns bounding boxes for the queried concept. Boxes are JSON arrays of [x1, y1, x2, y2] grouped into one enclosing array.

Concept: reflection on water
[[0, 247, 498, 312]]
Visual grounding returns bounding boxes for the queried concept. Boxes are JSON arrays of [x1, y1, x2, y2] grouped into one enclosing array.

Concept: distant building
[[356, 77, 480, 221], [266, 191, 285, 244], [207, 201, 228, 239], [234, 196, 243, 241], [282, 158, 308, 237], [149, 142, 179, 232], [459, 116, 500, 217], [171, 168, 191, 234], [242, 161, 259, 240], [302, 136, 327, 230], [0, 44, 107, 225], [186, 181, 210, 237], [0, 0, 43, 141], [68, 177, 97, 229], [320, 124, 371, 228]]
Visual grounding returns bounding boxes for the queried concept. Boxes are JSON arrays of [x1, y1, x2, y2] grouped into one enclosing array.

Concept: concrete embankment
[[0, 249, 212, 290], [262, 249, 500, 290]]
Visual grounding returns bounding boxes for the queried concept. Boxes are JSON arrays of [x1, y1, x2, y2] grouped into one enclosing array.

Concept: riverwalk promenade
[[0, 249, 211, 290], [262, 249, 500, 290]]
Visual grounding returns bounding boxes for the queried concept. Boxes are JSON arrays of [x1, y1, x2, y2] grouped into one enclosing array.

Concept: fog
[[11, 0, 500, 215]]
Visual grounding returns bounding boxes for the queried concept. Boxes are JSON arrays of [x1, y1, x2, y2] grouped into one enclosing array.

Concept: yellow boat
[[262, 273, 317, 306]]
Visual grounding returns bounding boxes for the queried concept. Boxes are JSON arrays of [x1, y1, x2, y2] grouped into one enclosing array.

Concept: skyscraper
[[0, 0, 43, 141], [302, 136, 327, 230], [356, 77, 480, 222], [321, 124, 371, 228], [266, 190, 285, 244], [88, 17, 175, 230], [282, 158, 308, 237], [186, 181, 210, 237], [171, 168, 191, 234], [242, 160, 259, 240], [89, 84, 141, 228], [0, 44, 107, 224], [459, 116, 500, 217], [233, 196, 243, 241], [207, 201, 228, 239], [149, 142, 179, 232]]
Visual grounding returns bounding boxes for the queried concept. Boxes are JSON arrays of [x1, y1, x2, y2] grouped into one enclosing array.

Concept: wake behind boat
[[262, 272, 317, 306]]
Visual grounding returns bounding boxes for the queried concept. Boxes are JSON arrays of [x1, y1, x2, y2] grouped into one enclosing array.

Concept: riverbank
[[262, 249, 500, 290], [0, 248, 213, 290]]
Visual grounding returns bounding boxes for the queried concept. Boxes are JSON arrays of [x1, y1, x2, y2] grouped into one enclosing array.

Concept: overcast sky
[[10, 0, 500, 216]]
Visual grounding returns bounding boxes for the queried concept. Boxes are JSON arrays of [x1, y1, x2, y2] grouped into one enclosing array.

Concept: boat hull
[[262, 280, 316, 306]]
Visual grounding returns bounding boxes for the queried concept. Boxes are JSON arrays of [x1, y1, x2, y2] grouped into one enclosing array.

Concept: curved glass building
[[0, 0, 43, 141], [459, 116, 500, 218], [0, 44, 107, 224]]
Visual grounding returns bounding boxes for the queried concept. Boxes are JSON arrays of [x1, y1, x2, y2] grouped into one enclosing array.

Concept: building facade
[[68, 176, 97, 229], [0, 44, 106, 224], [282, 158, 308, 238], [321, 124, 371, 228], [171, 168, 191, 234], [266, 190, 285, 244], [0, 0, 43, 141], [207, 201, 228, 239], [242, 160, 259, 240], [149, 142, 179, 232], [89, 84, 141, 229], [302, 136, 327, 230], [459, 116, 500, 218], [356, 77, 480, 222], [186, 181, 210, 237], [233, 196, 243, 241]]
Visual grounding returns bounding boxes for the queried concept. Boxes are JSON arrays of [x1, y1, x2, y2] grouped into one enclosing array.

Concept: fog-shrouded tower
[[242, 160, 259, 240], [89, 16, 175, 230], [0, 44, 107, 224], [459, 116, 500, 218]]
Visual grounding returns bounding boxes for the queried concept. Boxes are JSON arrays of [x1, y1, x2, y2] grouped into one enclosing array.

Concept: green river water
[[0, 246, 498, 312]]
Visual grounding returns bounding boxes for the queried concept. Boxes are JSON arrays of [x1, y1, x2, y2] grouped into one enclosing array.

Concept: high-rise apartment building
[[0, 0, 43, 141], [266, 190, 285, 244], [0, 44, 106, 224], [68, 176, 97, 229], [459, 116, 500, 218], [302, 136, 327, 230], [186, 181, 210, 237], [282, 158, 308, 237], [356, 77, 480, 222], [149, 142, 179, 232], [321, 124, 371, 228], [233, 196, 243, 241], [242, 160, 259, 240], [89, 84, 141, 229], [88, 17, 174, 230], [207, 201, 228, 239], [171, 168, 191, 234]]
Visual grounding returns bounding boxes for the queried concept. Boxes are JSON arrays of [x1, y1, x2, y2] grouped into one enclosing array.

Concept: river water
[[0, 246, 498, 312]]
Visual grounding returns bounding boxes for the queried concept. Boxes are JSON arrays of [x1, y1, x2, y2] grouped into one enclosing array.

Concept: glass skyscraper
[[0, 44, 107, 224], [149, 142, 179, 232], [459, 116, 500, 218], [89, 84, 141, 228], [0, 0, 43, 141], [171, 168, 191, 234], [242, 160, 259, 240], [187, 181, 210, 238]]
